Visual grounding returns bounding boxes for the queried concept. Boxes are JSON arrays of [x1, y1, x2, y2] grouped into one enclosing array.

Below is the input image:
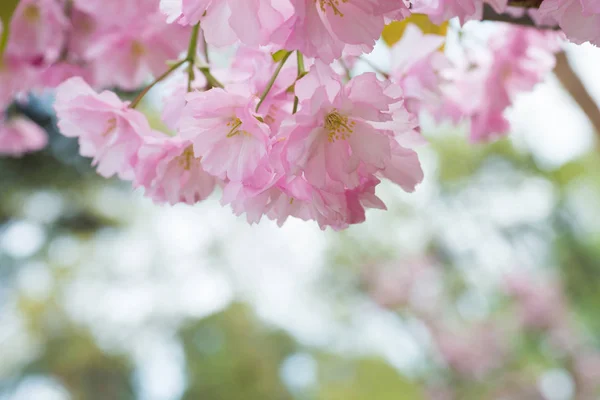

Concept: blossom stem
[[199, 67, 224, 89], [360, 57, 389, 79], [338, 59, 352, 81], [190, 24, 223, 89], [297, 51, 305, 75], [186, 23, 200, 92], [256, 50, 292, 113], [292, 51, 305, 114], [129, 59, 187, 108], [202, 29, 210, 64], [129, 23, 226, 108]]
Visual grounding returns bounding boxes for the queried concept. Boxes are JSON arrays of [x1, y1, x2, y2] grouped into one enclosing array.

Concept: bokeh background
[[2, 35, 600, 399]]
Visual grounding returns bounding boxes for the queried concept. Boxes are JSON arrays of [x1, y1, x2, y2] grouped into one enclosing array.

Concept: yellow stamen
[[23, 5, 41, 22], [177, 146, 198, 171], [324, 110, 356, 142], [225, 117, 250, 138], [102, 118, 117, 137], [316, 0, 348, 16], [131, 41, 146, 58]]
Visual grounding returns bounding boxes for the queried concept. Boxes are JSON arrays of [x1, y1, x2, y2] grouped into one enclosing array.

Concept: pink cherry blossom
[[343, 175, 387, 224], [54, 77, 153, 179], [64, 8, 98, 60], [273, 0, 401, 62], [390, 23, 450, 116], [0, 57, 36, 110], [0, 19, 38, 107], [228, 46, 298, 131], [160, 69, 208, 132], [538, 0, 600, 46], [411, 0, 509, 24], [268, 176, 386, 230], [0, 117, 48, 157], [72, 0, 158, 27], [135, 136, 217, 205], [411, 0, 481, 24], [161, 0, 291, 47], [221, 156, 284, 224], [213, 62, 423, 229], [440, 26, 561, 142], [3, 0, 599, 230], [38, 63, 94, 89], [284, 65, 422, 192], [179, 87, 272, 182], [220, 142, 390, 230]]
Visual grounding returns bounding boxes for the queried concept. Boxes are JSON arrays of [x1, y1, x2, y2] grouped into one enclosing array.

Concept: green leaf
[[382, 14, 448, 47], [271, 50, 289, 63], [0, 0, 20, 62]]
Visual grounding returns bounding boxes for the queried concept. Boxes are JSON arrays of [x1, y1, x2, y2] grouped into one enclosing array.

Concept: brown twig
[[507, 0, 543, 7], [481, 5, 559, 30], [553, 51, 600, 139]]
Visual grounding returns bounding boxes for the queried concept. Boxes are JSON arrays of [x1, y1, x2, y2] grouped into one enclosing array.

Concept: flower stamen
[[317, 0, 348, 17], [102, 118, 117, 137], [225, 117, 250, 138], [177, 146, 198, 170], [324, 110, 356, 142]]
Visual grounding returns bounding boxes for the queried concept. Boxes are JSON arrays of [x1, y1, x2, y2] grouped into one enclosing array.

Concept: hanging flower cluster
[[0, 0, 597, 229]]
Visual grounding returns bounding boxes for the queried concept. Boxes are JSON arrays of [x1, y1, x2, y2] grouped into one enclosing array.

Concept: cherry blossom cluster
[[415, 0, 600, 46], [0, 0, 598, 228], [0, 0, 190, 155]]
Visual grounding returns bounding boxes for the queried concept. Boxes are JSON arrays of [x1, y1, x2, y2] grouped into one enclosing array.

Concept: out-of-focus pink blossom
[[0, 117, 48, 157], [0, 58, 36, 110], [440, 26, 561, 142], [411, 0, 508, 24], [504, 272, 568, 331], [425, 386, 455, 400], [411, 0, 481, 24], [85, 13, 191, 90], [363, 258, 443, 311], [73, 0, 158, 27], [432, 322, 509, 379], [37, 63, 94, 89], [573, 352, 600, 396], [390, 24, 449, 116], [7, 0, 69, 65]]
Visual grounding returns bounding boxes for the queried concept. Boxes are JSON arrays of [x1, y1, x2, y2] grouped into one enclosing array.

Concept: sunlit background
[[2, 28, 600, 400]]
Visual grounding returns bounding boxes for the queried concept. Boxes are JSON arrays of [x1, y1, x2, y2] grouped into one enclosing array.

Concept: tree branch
[[507, 0, 543, 7], [481, 5, 559, 30], [553, 51, 600, 139]]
